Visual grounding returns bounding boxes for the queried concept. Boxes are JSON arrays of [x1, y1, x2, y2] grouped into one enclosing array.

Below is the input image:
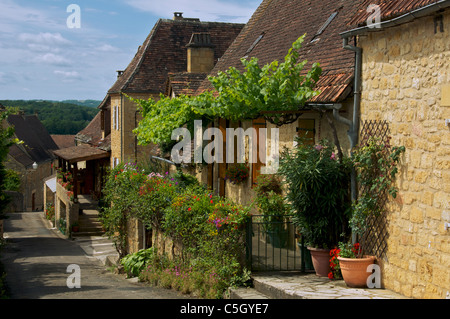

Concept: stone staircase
[[73, 195, 105, 237]]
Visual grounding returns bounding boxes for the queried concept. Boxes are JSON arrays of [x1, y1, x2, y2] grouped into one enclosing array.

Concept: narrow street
[[0, 211, 190, 299]]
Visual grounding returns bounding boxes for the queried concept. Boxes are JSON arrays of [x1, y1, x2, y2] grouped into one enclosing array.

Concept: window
[[112, 105, 120, 131], [244, 32, 265, 56], [310, 12, 338, 43]]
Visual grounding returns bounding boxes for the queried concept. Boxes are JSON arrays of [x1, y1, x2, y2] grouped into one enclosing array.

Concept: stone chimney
[[186, 33, 215, 73], [173, 12, 184, 20]]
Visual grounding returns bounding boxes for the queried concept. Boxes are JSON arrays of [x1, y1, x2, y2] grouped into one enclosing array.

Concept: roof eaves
[[341, 0, 450, 38]]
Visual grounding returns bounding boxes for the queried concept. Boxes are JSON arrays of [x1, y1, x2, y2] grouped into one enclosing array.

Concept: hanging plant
[[224, 163, 249, 185]]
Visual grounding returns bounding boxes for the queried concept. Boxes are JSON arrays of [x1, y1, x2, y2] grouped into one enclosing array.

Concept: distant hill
[[61, 100, 102, 108], [0, 100, 100, 135]]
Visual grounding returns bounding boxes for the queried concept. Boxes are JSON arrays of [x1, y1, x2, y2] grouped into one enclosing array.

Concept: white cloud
[[19, 32, 71, 45], [34, 53, 71, 66], [124, 0, 258, 23], [54, 70, 82, 81]]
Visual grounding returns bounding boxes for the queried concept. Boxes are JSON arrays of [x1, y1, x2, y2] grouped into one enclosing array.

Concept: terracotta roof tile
[[347, 0, 444, 27], [197, 0, 362, 103], [51, 135, 76, 149], [166, 72, 208, 96]]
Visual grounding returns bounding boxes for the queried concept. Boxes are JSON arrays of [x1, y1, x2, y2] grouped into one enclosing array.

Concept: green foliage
[[0, 100, 99, 135], [1, 108, 21, 220], [133, 35, 322, 146], [350, 137, 405, 237], [3, 169, 20, 192], [101, 163, 252, 298], [121, 247, 155, 278], [45, 202, 55, 221], [254, 175, 289, 231], [278, 138, 351, 248]]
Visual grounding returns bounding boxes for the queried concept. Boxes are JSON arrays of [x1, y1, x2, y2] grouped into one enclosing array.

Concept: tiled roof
[[51, 135, 76, 149], [76, 111, 102, 144], [7, 114, 59, 166], [108, 17, 244, 95], [197, 0, 362, 103], [165, 72, 208, 96], [53, 144, 109, 164], [347, 0, 445, 27]]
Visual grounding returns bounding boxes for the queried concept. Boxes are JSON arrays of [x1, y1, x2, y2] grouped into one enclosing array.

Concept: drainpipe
[[342, 36, 362, 244]]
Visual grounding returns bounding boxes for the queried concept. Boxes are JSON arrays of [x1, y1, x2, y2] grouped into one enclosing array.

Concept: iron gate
[[245, 215, 313, 272]]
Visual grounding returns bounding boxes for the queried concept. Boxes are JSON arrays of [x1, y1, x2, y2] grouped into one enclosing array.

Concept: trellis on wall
[[358, 120, 391, 260]]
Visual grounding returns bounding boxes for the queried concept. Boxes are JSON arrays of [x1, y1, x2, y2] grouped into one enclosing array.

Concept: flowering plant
[[328, 248, 341, 279], [328, 242, 362, 280], [224, 163, 249, 184]]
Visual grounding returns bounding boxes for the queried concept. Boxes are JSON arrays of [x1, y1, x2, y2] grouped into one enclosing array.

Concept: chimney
[[186, 33, 215, 73], [173, 12, 184, 20], [117, 70, 124, 78]]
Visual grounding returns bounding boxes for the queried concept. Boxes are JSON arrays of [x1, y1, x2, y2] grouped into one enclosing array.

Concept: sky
[[0, 0, 260, 101]]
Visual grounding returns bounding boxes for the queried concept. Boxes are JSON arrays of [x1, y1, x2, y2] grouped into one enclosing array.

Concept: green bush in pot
[[279, 138, 351, 249]]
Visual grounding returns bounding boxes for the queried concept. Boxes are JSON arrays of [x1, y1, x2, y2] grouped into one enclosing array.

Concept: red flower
[[188, 207, 191, 211]]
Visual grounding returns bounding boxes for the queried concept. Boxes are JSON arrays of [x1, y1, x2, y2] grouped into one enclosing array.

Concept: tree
[[0, 108, 21, 219]]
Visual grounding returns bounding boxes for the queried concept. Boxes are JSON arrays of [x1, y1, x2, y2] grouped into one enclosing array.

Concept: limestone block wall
[[358, 12, 450, 299]]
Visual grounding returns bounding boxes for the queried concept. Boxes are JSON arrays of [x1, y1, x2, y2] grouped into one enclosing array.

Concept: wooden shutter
[[252, 118, 266, 187]]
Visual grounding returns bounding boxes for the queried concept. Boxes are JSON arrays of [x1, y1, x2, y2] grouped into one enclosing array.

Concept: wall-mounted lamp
[[32, 162, 38, 170]]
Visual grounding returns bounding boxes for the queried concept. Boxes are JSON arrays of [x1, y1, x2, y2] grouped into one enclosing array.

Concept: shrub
[[102, 165, 252, 298], [279, 138, 351, 248], [121, 247, 155, 278]]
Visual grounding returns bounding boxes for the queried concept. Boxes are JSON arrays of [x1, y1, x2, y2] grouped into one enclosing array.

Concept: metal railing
[[245, 215, 314, 272]]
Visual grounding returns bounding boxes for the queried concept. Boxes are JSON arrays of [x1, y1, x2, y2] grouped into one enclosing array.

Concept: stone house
[[98, 12, 244, 169], [3, 112, 59, 212], [340, 0, 450, 299], [52, 108, 110, 236]]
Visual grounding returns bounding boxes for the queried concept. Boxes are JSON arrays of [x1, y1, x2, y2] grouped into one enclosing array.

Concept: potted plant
[[336, 241, 375, 287], [254, 175, 289, 248], [279, 138, 351, 276], [71, 221, 80, 233], [336, 137, 405, 287]]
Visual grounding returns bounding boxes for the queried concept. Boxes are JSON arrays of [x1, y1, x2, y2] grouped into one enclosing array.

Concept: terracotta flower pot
[[338, 256, 376, 288], [308, 247, 331, 277]]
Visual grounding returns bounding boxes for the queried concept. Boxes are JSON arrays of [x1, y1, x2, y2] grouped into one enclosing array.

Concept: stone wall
[[55, 182, 79, 236], [358, 12, 450, 299], [110, 93, 161, 167]]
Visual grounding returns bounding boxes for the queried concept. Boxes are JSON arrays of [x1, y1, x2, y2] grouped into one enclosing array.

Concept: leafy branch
[[132, 34, 322, 147]]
